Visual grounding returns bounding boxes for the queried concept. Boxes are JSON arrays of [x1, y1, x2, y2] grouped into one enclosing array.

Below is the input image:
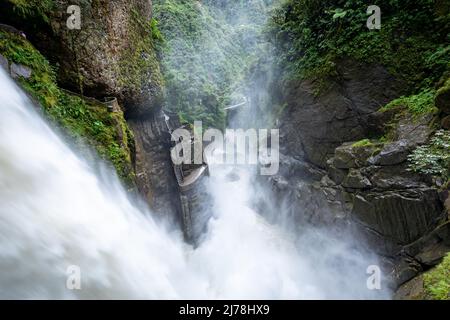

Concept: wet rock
[[395, 116, 433, 146], [358, 224, 403, 256], [0, 54, 8, 71], [367, 109, 398, 135], [129, 111, 182, 222], [327, 160, 347, 184], [352, 188, 444, 245], [279, 58, 404, 167], [278, 154, 325, 181], [320, 175, 336, 187], [322, 187, 337, 201], [391, 257, 423, 288], [277, 57, 446, 288], [271, 175, 290, 191], [444, 191, 450, 219], [367, 165, 427, 190], [368, 140, 410, 166], [265, 172, 348, 227], [394, 274, 425, 300], [415, 243, 450, 266], [342, 169, 372, 189], [10, 63, 31, 79], [333, 142, 380, 169], [404, 221, 450, 266]]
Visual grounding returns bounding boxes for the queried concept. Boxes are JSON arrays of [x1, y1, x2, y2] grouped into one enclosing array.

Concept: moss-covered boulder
[[1, 0, 164, 118]]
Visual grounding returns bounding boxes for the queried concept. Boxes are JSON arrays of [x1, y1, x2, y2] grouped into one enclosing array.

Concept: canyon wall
[[269, 0, 450, 298]]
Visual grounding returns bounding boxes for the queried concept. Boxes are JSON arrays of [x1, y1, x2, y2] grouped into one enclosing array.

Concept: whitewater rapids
[[0, 68, 388, 299]]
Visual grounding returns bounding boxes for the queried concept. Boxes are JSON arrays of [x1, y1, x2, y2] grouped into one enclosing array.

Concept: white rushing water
[[0, 68, 389, 299]]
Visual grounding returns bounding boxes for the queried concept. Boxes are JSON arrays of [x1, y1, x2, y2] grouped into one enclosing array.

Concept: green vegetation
[[380, 89, 438, 115], [8, 0, 54, 23], [352, 139, 373, 148], [153, 0, 273, 128], [269, 0, 449, 92], [269, 1, 448, 188], [118, 8, 164, 97], [0, 30, 135, 187], [423, 253, 450, 300], [407, 129, 450, 182], [149, 18, 164, 43]]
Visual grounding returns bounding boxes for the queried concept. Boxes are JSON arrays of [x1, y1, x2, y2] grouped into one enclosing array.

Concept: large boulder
[[395, 114, 433, 145], [368, 140, 410, 166], [333, 142, 381, 169], [1, 0, 164, 118], [365, 164, 428, 190], [342, 169, 372, 189], [352, 188, 443, 245], [279, 59, 405, 168], [10, 62, 31, 79]]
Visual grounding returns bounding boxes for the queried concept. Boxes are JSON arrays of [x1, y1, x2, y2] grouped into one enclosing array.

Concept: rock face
[[1, 0, 164, 118], [279, 59, 405, 168], [353, 189, 442, 245], [322, 114, 448, 287], [129, 112, 182, 223], [0, 53, 7, 71], [130, 110, 214, 239], [276, 58, 449, 291], [258, 154, 349, 228], [179, 174, 213, 245], [10, 62, 31, 79]]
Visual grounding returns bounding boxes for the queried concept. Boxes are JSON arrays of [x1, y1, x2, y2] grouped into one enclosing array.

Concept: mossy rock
[[333, 141, 383, 169], [380, 90, 438, 117], [436, 78, 450, 114], [3, 0, 164, 118], [0, 29, 136, 188]]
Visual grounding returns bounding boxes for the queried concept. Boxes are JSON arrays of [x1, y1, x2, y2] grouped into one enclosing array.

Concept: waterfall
[[0, 68, 389, 299]]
